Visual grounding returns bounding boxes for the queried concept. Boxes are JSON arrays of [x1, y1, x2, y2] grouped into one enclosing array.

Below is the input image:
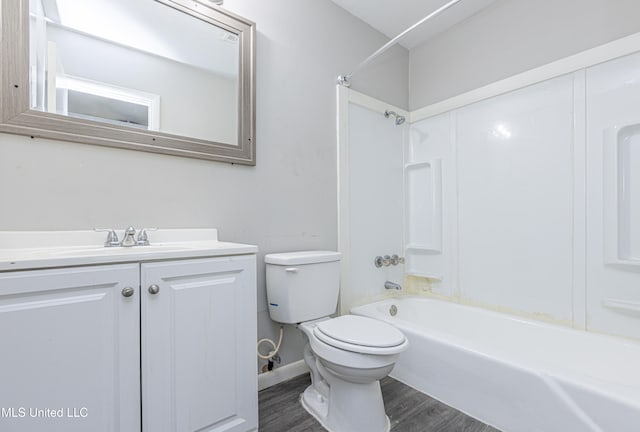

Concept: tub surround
[[402, 49, 640, 340], [337, 34, 640, 432], [340, 37, 640, 348]]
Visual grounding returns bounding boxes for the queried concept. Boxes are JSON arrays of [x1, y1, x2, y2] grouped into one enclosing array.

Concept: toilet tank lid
[[265, 251, 341, 265]]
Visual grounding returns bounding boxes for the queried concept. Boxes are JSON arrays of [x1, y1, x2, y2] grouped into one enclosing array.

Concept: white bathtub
[[351, 297, 640, 432]]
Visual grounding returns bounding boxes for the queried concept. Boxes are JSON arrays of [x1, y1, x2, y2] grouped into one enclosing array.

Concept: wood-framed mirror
[[0, 0, 256, 165]]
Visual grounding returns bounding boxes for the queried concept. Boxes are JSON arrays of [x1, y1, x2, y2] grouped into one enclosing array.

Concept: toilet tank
[[265, 251, 341, 324]]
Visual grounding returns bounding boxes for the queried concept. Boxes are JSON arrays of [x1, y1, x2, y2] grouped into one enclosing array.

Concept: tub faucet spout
[[384, 281, 402, 290]]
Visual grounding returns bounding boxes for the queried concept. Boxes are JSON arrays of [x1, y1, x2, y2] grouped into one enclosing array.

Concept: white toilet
[[265, 251, 408, 432]]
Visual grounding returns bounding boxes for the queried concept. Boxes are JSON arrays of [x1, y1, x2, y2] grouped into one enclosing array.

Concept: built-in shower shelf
[[603, 298, 640, 314], [604, 123, 640, 267], [406, 270, 442, 281], [405, 244, 441, 254], [404, 158, 443, 253], [404, 158, 444, 281], [404, 161, 433, 170], [606, 259, 640, 270]]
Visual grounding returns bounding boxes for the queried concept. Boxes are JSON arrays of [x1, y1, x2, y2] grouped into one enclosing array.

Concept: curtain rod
[[337, 0, 464, 87]]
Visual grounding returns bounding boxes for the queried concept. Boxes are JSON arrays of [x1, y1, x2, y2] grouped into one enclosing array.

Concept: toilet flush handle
[[285, 268, 298, 273]]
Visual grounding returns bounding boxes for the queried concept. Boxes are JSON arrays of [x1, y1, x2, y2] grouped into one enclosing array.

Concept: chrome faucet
[[120, 226, 137, 247], [384, 281, 402, 291], [96, 226, 156, 247]]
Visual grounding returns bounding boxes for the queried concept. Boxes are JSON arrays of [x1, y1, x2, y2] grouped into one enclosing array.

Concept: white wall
[[0, 0, 409, 369], [409, 0, 640, 109]]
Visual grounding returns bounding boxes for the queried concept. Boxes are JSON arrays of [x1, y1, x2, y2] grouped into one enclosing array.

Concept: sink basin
[[49, 244, 194, 257], [0, 229, 258, 271]]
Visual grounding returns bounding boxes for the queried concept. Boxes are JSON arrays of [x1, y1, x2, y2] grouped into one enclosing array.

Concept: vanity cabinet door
[[141, 255, 257, 432], [0, 264, 141, 432]]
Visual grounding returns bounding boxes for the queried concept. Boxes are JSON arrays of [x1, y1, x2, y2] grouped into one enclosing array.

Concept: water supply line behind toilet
[[257, 326, 284, 371]]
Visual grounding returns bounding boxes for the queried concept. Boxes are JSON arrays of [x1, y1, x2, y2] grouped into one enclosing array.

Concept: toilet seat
[[313, 315, 408, 355]]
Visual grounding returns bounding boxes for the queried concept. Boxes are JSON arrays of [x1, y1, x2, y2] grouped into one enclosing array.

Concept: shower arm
[[337, 0, 464, 87]]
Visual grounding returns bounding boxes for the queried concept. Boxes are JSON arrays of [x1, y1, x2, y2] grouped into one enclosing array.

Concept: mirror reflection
[[29, 0, 240, 145]]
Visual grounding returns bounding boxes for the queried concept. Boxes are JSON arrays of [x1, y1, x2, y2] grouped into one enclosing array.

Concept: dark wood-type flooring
[[259, 373, 501, 432]]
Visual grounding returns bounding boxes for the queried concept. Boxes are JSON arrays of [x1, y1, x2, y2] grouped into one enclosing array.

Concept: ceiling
[[330, 0, 499, 50]]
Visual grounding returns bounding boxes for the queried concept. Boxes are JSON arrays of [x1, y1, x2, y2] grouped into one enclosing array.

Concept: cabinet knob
[[148, 284, 160, 295], [121, 287, 135, 297]]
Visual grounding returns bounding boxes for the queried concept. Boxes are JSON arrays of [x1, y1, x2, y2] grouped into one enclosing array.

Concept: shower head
[[384, 110, 406, 126]]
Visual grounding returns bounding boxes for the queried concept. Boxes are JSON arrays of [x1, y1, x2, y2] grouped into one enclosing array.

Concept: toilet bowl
[[264, 251, 408, 432], [298, 316, 408, 432]]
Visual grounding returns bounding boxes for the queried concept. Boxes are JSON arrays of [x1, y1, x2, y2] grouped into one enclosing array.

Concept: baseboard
[[258, 359, 309, 391]]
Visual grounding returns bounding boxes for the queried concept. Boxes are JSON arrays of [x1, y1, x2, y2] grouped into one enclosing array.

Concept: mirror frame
[[0, 0, 256, 165]]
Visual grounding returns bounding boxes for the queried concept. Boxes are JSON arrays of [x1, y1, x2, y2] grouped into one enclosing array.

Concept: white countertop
[[0, 229, 257, 271]]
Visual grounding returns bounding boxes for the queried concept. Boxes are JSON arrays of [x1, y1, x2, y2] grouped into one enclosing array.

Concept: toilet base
[[301, 386, 330, 429], [300, 384, 390, 432]]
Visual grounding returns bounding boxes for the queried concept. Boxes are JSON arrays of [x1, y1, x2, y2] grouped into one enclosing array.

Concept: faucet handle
[[136, 228, 158, 246], [374, 255, 392, 267], [94, 228, 120, 247]]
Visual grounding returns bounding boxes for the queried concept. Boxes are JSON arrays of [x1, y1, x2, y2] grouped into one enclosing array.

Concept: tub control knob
[[148, 284, 160, 295], [374, 256, 388, 267]]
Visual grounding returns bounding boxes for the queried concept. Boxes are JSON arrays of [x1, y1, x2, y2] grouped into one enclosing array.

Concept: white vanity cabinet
[[141, 255, 257, 432], [0, 252, 257, 432], [0, 264, 141, 432]]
